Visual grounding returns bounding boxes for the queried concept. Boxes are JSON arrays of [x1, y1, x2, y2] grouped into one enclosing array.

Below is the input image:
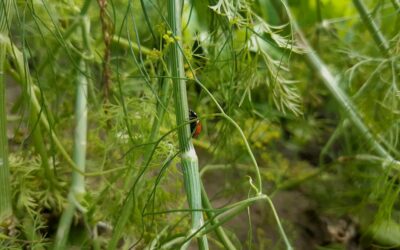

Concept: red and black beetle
[[189, 110, 202, 138]]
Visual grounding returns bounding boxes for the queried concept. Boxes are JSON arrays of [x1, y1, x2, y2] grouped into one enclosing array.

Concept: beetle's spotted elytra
[[189, 110, 202, 138]]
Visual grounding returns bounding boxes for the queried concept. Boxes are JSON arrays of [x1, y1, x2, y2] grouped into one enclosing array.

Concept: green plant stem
[[201, 184, 236, 250], [285, 3, 398, 167], [71, 58, 89, 196], [30, 118, 55, 187], [54, 201, 75, 249], [352, 0, 390, 56], [0, 44, 12, 222], [54, 15, 90, 250], [391, 0, 400, 12], [319, 120, 348, 166], [0, 0, 13, 223], [176, 195, 292, 250], [167, 0, 208, 248], [112, 35, 152, 55]]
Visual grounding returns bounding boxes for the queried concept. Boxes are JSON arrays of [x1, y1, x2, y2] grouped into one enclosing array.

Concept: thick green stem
[[71, 58, 88, 196], [167, 0, 208, 248], [352, 0, 390, 56], [54, 16, 90, 250], [0, 0, 13, 223]]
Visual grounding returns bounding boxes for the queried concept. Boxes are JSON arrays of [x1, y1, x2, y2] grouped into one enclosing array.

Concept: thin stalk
[[178, 195, 292, 250], [199, 195, 269, 235], [319, 120, 349, 166], [285, 3, 397, 165], [54, 200, 75, 249], [145, 225, 171, 250], [0, 0, 13, 223], [143, 195, 292, 249], [352, 0, 390, 56], [201, 184, 236, 250], [391, 0, 400, 12], [167, 0, 208, 248], [112, 35, 152, 56], [29, 118, 55, 187], [54, 15, 90, 250], [97, 0, 113, 101]]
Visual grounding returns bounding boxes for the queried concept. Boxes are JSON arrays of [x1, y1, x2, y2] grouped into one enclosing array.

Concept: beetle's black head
[[189, 110, 199, 136], [189, 110, 198, 120]]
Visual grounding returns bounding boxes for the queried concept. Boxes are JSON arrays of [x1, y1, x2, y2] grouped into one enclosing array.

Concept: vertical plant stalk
[[391, 0, 400, 12], [201, 184, 236, 250], [29, 119, 55, 187], [284, 3, 396, 164], [71, 59, 89, 197], [167, 0, 208, 248], [97, 0, 114, 102], [54, 16, 90, 250], [0, 0, 13, 223], [352, 0, 390, 56]]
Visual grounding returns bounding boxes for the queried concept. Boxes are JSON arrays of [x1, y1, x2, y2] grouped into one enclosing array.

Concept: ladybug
[[189, 110, 202, 138]]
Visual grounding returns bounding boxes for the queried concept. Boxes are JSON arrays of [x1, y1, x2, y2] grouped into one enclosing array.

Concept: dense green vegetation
[[1, 0, 399, 249]]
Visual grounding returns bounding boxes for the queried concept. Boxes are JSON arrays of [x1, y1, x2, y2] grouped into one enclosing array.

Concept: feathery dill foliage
[[339, 0, 400, 237], [205, 0, 303, 116], [1, 0, 400, 249], [286, 0, 400, 245]]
